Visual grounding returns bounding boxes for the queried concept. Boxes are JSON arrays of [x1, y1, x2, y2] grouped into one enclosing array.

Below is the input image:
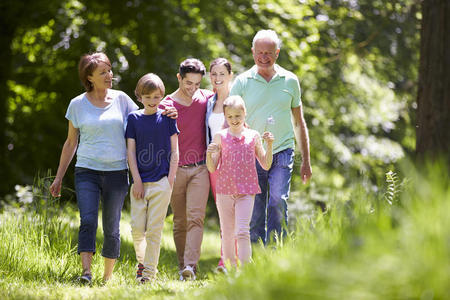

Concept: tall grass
[[178, 160, 450, 300], [1, 161, 448, 299], [0, 172, 221, 299]]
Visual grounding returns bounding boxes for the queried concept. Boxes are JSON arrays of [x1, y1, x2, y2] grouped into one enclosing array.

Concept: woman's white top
[[208, 112, 225, 138]]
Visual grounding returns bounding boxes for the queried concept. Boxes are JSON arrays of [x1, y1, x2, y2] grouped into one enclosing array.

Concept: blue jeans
[[251, 148, 294, 244], [74, 167, 129, 258]]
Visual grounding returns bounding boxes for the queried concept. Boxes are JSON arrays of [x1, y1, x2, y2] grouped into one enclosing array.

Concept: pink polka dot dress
[[216, 130, 261, 195]]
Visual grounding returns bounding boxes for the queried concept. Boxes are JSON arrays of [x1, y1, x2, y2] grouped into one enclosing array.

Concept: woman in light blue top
[[49, 52, 138, 284], [205, 57, 233, 272]]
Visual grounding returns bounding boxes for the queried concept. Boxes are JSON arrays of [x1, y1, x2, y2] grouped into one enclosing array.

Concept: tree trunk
[[0, 22, 15, 196], [415, 0, 450, 160]]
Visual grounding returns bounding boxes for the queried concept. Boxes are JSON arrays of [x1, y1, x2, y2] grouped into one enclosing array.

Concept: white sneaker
[[181, 265, 196, 281], [178, 271, 184, 281], [216, 265, 228, 274]]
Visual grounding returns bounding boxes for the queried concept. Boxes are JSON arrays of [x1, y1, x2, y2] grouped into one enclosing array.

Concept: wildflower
[[15, 185, 33, 204], [264, 115, 275, 132]]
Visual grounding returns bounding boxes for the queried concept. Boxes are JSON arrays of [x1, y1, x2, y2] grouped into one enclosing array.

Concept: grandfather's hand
[[300, 161, 312, 184]]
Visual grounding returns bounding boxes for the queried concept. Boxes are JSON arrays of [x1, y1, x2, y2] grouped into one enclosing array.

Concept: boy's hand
[[168, 175, 175, 189], [162, 106, 178, 119], [262, 131, 274, 145], [207, 143, 220, 154], [132, 181, 144, 200]]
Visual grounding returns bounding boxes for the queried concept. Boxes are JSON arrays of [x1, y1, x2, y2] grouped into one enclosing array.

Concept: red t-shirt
[[160, 89, 211, 166]]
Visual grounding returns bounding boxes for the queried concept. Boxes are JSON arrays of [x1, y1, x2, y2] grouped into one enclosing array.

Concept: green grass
[[1, 161, 449, 299], [0, 204, 222, 299]]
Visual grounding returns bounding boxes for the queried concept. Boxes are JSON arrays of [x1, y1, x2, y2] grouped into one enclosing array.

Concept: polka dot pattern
[[216, 130, 261, 195]]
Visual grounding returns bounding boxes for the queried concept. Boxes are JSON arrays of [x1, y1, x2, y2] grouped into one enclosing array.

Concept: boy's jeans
[[74, 167, 129, 258], [250, 148, 294, 245]]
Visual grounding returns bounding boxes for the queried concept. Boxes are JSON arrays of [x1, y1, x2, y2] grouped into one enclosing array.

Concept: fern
[[385, 170, 399, 205]]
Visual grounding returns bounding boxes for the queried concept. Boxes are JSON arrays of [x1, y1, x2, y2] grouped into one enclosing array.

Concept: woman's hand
[[49, 177, 62, 197]]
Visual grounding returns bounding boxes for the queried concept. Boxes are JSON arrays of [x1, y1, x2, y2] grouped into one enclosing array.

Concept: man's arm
[[291, 105, 312, 183]]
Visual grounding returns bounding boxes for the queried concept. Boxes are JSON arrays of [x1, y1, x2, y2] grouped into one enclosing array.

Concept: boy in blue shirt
[[125, 73, 179, 283]]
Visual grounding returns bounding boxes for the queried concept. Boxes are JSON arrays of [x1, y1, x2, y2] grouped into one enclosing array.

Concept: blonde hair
[[223, 95, 247, 114], [135, 73, 165, 99]]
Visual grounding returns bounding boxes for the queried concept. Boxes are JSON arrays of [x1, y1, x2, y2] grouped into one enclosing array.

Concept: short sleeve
[[290, 78, 301, 108], [65, 100, 78, 128], [159, 98, 175, 110], [125, 113, 136, 139], [169, 118, 179, 136], [118, 91, 138, 129], [125, 93, 139, 115], [229, 77, 243, 97]]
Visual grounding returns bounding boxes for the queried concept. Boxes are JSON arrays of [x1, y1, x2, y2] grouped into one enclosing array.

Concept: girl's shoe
[[215, 265, 228, 274]]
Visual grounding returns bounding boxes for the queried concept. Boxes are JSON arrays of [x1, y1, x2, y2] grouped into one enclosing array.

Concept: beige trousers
[[170, 164, 210, 269], [130, 176, 172, 278]]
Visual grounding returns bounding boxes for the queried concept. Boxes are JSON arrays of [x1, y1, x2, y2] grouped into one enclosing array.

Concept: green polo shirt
[[230, 64, 301, 154]]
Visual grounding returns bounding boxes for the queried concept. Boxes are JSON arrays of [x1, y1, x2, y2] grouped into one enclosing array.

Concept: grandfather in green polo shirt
[[230, 29, 312, 245]]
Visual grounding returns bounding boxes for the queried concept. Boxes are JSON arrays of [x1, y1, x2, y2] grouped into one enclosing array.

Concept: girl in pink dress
[[206, 95, 274, 268]]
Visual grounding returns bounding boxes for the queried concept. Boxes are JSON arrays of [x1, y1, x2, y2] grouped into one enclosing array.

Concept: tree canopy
[[1, 0, 421, 201]]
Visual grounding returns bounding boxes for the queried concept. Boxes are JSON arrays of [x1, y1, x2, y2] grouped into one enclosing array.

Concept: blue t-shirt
[[65, 89, 138, 171], [125, 109, 179, 183]]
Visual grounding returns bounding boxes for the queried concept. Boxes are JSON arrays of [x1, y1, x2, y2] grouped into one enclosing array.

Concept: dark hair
[[78, 52, 111, 92], [209, 57, 232, 74], [135, 73, 165, 99], [179, 58, 206, 78]]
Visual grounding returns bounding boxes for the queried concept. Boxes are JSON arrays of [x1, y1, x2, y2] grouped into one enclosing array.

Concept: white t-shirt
[[208, 112, 225, 138]]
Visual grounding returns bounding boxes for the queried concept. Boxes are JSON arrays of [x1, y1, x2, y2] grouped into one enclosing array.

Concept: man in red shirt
[[160, 58, 213, 280]]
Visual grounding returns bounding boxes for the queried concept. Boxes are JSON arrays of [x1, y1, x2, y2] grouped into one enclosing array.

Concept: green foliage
[[0, 177, 221, 299], [2, 0, 420, 209], [1, 160, 448, 299], [384, 170, 402, 205], [179, 161, 450, 300]]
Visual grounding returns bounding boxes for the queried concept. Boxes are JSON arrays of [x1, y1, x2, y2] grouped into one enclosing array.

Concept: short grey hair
[[252, 30, 281, 49]]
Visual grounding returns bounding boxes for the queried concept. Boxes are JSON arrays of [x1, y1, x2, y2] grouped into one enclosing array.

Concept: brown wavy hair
[[78, 52, 111, 92]]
